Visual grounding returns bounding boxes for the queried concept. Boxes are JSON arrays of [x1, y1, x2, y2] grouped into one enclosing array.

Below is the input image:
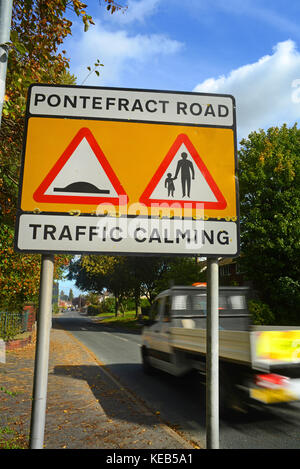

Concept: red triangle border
[[139, 133, 227, 210], [33, 127, 128, 205]]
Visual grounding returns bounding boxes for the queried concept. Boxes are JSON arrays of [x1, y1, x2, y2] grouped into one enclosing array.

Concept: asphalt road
[[53, 311, 300, 449]]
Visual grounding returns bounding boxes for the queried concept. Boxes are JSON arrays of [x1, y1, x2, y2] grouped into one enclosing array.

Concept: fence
[[0, 308, 35, 337], [0, 312, 25, 336]]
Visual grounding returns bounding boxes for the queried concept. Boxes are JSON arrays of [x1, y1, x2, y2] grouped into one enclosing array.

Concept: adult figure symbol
[[174, 152, 195, 197]]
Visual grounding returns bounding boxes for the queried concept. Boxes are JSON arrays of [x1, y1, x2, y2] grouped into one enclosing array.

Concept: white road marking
[[102, 331, 129, 342]]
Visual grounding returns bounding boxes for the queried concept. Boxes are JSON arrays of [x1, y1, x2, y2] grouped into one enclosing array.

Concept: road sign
[[33, 127, 128, 205], [15, 84, 239, 256], [139, 133, 227, 209]]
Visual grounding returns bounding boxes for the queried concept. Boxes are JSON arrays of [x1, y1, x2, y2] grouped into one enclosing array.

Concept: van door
[[146, 295, 174, 372], [145, 296, 164, 351]]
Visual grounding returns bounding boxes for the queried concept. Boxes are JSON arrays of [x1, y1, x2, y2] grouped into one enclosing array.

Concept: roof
[[156, 285, 250, 298]]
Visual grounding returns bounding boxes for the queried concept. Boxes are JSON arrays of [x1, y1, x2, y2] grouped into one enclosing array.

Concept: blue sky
[[59, 0, 300, 296]]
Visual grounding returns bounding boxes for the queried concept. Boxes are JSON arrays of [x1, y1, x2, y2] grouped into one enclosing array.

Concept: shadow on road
[[52, 316, 142, 335]]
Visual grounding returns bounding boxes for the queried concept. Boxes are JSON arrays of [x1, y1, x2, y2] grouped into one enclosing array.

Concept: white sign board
[[15, 84, 239, 257]]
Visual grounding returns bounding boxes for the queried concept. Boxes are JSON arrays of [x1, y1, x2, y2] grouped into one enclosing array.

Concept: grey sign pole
[[206, 257, 219, 449], [0, 0, 13, 129], [29, 254, 54, 449]]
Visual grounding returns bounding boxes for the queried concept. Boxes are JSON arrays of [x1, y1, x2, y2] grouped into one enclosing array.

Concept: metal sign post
[[206, 257, 219, 449], [29, 254, 54, 449], [0, 0, 13, 129]]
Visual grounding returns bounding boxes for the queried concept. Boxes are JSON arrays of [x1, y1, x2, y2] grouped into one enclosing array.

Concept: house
[[219, 257, 246, 286], [197, 256, 251, 287]]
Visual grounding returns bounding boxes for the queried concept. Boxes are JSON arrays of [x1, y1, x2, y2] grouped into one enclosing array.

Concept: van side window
[[229, 295, 246, 310], [219, 295, 228, 310], [172, 295, 187, 310], [192, 294, 206, 314]]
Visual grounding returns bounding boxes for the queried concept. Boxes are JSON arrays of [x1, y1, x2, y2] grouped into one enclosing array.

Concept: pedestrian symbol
[[139, 133, 227, 209], [165, 173, 176, 197], [173, 151, 195, 198]]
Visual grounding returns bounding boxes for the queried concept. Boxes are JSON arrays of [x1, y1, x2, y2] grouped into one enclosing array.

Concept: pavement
[[0, 325, 196, 450]]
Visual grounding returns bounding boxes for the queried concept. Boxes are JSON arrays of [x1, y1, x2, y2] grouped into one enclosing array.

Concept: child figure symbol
[[165, 173, 175, 197]]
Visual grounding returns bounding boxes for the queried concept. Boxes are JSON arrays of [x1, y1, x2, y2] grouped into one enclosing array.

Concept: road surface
[[53, 311, 300, 449]]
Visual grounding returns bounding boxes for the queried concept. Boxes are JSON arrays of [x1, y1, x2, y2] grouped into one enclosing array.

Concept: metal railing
[[0, 311, 29, 335]]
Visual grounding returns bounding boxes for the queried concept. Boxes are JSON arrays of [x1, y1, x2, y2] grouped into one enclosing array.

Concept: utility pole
[[0, 0, 13, 128]]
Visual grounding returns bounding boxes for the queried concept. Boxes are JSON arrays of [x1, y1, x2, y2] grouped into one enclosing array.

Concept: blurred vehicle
[[141, 285, 300, 415]]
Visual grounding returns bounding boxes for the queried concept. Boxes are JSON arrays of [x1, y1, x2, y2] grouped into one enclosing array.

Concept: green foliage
[[100, 298, 116, 314], [82, 58, 104, 84], [68, 255, 204, 316], [0, 416, 27, 449], [85, 291, 100, 305], [87, 299, 115, 316], [272, 277, 300, 324], [68, 288, 74, 302], [0, 225, 41, 311], [238, 124, 300, 324], [0, 387, 18, 397], [100, 310, 142, 330], [248, 300, 275, 325], [0, 1, 98, 309], [141, 305, 151, 316], [87, 304, 103, 316], [0, 312, 22, 342], [0, 224, 68, 311], [155, 257, 204, 293]]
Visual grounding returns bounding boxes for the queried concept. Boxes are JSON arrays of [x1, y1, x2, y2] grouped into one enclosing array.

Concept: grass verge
[[96, 310, 143, 331]]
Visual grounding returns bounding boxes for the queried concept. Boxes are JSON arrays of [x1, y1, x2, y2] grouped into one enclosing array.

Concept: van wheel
[[142, 347, 153, 375], [219, 372, 234, 417], [219, 369, 248, 419]]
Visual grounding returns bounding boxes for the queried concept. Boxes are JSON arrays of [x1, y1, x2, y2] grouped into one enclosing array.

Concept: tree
[[67, 254, 205, 316], [68, 288, 74, 303], [68, 255, 132, 315], [73, 295, 86, 308], [1, 1, 96, 224], [0, 1, 93, 310], [85, 291, 100, 305], [154, 257, 205, 293], [238, 124, 300, 324], [0, 224, 69, 311], [0, 224, 40, 311], [0, 0, 125, 311]]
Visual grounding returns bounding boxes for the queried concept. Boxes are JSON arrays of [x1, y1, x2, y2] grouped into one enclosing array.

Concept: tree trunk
[[114, 295, 119, 317], [134, 285, 141, 318], [120, 301, 125, 316]]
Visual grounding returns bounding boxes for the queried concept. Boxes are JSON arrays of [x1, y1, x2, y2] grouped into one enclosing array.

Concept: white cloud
[[111, 0, 160, 24], [194, 40, 300, 140], [67, 21, 183, 86]]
